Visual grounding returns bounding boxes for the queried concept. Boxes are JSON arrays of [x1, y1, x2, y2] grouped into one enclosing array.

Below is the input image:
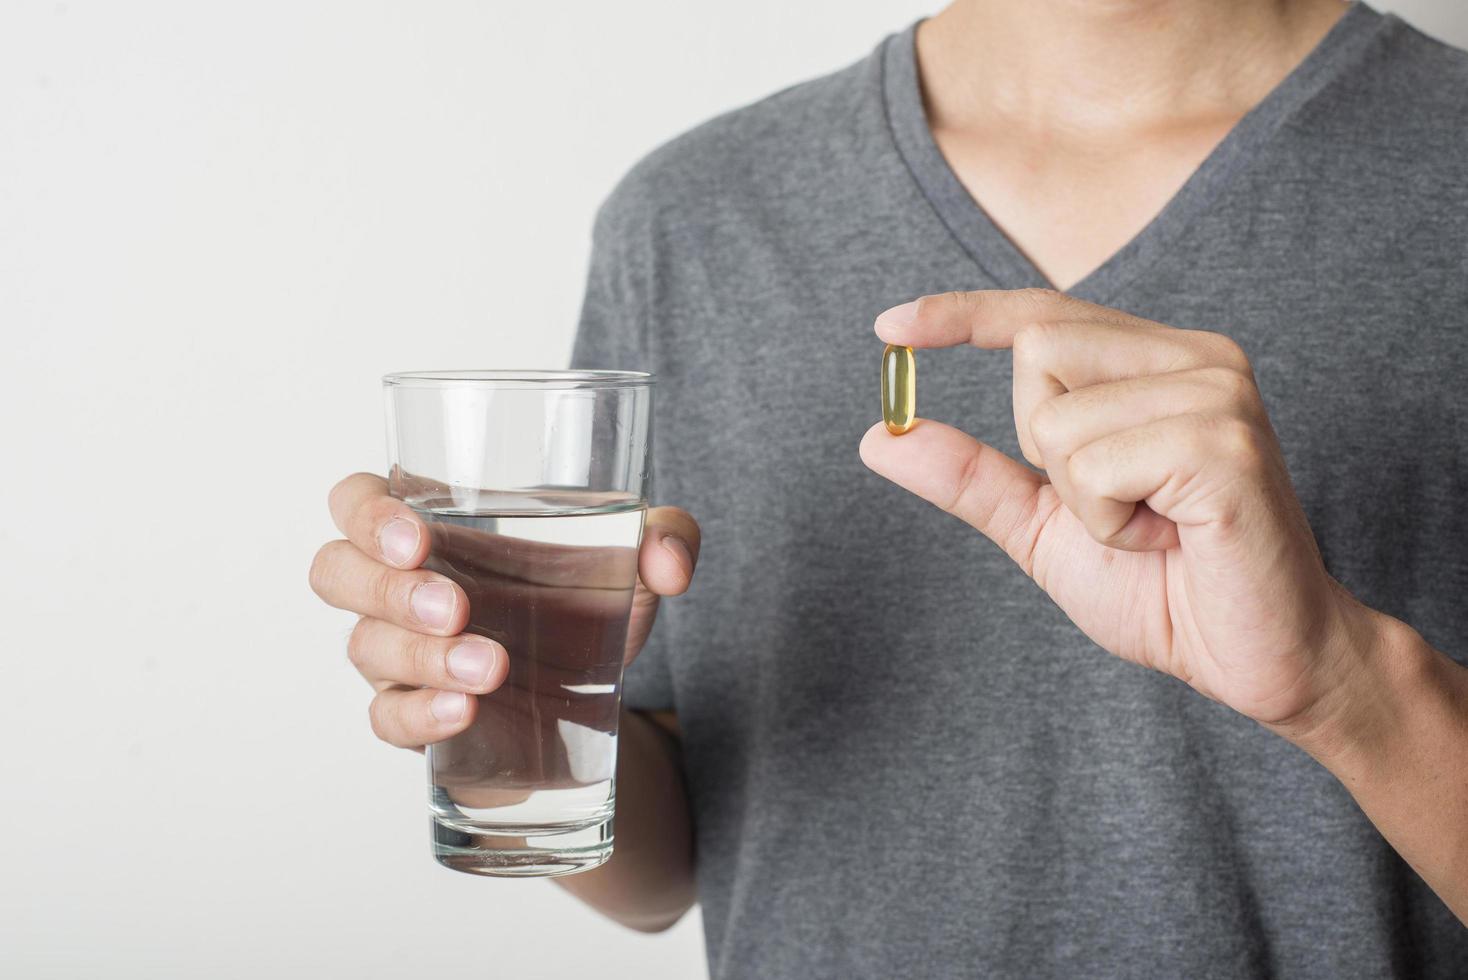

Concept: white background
[[2, 2, 1464, 977]]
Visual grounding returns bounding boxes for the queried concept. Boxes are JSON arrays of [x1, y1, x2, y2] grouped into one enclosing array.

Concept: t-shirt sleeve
[[568, 201, 677, 714]]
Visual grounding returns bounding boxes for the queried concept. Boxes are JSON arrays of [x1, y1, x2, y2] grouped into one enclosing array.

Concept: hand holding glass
[[383, 370, 653, 877]]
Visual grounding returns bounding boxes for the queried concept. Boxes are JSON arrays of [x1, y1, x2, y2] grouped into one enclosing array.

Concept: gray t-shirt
[[573, 4, 1468, 977]]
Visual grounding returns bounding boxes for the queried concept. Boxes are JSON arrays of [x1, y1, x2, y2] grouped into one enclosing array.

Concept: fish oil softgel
[[881, 344, 915, 435]]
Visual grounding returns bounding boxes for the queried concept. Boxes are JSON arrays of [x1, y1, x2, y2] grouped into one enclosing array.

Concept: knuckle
[[1214, 416, 1265, 470], [1015, 287, 1068, 322], [330, 471, 385, 520], [408, 632, 446, 683], [367, 564, 401, 617], [1202, 364, 1255, 403], [1067, 443, 1109, 494], [308, 549, 328, 597], [1017, 286, 1063, 307], [367, 697, 393, 742], [307, 540, 344, 597], [327, 476, 352, 514], [915, 292, 955, 320], [346, 617, 372, 668], [1028, 398, 1065, 453], [947, 289, 984, 315], [1173, 414, 1213, 456], [1183, 426, 1213, 458], [1011, 322, 1051, 366], [1204, 333, 1251, 372], [946, 446, 985, 515]]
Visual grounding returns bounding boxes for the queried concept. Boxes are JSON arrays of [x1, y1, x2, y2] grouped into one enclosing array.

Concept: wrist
[[1268, 597, 1453, 784]]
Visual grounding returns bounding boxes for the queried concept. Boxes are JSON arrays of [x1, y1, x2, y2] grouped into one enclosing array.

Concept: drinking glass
[[383, 370, 653, 877]]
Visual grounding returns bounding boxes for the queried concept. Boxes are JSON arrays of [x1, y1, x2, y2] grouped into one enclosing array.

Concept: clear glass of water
[[382, 369, 653, 877]]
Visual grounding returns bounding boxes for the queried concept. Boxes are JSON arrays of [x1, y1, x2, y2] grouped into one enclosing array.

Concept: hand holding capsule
[[861, 288, 1377, 729]]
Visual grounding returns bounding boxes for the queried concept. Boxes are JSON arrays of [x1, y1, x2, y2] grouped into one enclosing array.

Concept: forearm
[[554, 707, 696, 932], [1274, 605, 1468, 923]]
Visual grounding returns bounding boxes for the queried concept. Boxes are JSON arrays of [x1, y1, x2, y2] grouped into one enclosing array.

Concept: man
[[310, 0, 1468, 975]]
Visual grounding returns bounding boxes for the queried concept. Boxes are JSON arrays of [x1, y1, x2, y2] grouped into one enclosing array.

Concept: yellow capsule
[[881, 343, 916, 435]]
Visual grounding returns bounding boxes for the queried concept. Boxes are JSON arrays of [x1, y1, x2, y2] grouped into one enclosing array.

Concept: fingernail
[[875, 299, 920, 338], [379, 518, 420, 567], [447, 641, 497, 687], [411, 582, 455, 629], [430, 691, 467, 723], [661, 534, 693, 575]]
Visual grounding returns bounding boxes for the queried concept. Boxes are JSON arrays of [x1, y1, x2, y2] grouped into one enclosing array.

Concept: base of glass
[[431, 814, 614, 878]]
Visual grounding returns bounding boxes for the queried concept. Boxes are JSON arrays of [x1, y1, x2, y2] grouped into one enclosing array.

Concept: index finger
[[873, 288, 1242, 467], [327, 472, 430, 569], [873, 287, 1144, 350]]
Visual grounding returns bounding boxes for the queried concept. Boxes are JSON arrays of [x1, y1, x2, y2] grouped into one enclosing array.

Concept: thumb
[[859, 420, 1050, 572], [625, 507, 700, 665], [639, 506, 701, 597]]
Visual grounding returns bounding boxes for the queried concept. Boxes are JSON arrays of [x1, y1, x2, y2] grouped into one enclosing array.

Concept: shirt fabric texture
[[572, 5, 1468, 976]]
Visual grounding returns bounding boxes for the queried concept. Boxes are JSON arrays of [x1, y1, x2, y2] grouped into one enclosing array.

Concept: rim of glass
[[382, 369, 654, 389]]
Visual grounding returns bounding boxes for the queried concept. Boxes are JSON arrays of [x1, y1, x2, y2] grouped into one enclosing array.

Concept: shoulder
[[1284, 12, 1468, 216], [1335, 16, 1468, 152], [1375, 14, 1468, 90], [591, 42, 886, 250]]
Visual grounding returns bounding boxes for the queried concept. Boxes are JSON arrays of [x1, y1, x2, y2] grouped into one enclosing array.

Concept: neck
[[918, 0, 1350, 133]]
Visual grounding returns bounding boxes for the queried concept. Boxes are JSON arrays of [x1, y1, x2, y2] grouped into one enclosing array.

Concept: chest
[[931, 118, 1239, 290]]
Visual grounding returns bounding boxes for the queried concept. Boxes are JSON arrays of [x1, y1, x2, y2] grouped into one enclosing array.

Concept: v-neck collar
[[881, 2, 1389, 304]]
